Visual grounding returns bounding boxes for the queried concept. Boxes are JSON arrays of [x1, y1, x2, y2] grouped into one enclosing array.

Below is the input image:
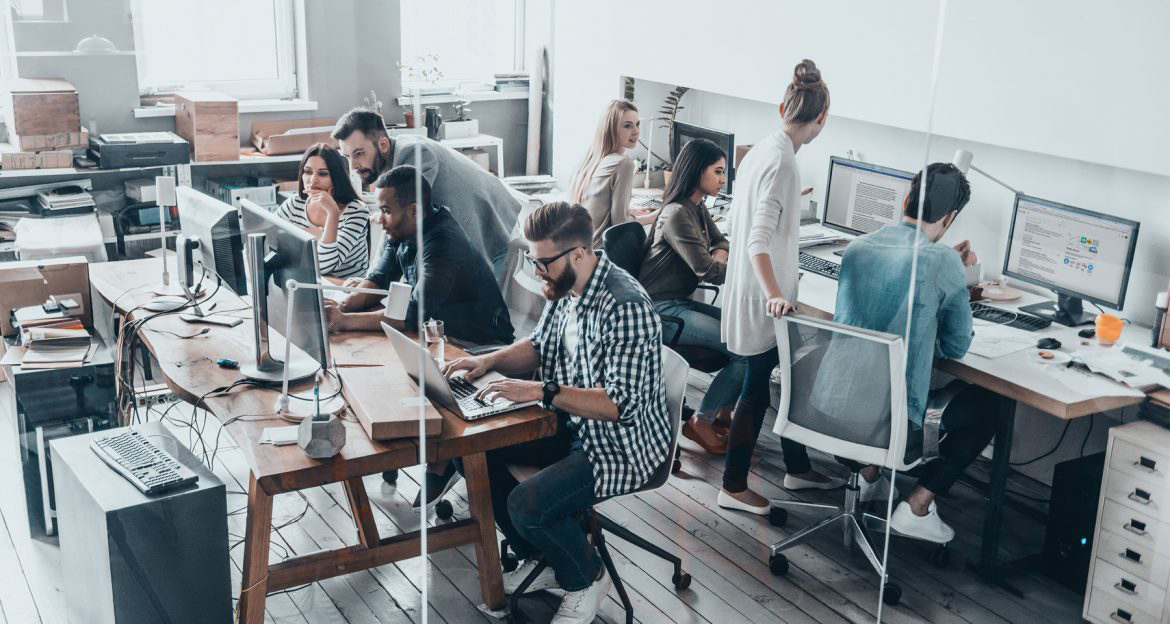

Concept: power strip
[[135, 384, 179, 408]]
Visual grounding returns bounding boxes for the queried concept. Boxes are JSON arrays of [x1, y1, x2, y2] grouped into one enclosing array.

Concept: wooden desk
[[796, 244, 1153, 588], [89, 258, 556, 622]]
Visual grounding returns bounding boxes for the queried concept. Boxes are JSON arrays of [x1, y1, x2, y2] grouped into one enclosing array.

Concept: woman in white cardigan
[[718, 60, 844, 515]]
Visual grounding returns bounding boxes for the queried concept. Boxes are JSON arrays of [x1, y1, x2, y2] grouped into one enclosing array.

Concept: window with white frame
[[130, 0, 297, 99], [399, 0, 524, 90]]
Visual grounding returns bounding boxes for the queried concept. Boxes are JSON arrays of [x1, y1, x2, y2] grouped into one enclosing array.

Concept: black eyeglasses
[[524, 246, 581, 273]]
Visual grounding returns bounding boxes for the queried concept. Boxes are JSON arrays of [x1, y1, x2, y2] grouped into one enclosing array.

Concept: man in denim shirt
[[834, 163, 998, 543]]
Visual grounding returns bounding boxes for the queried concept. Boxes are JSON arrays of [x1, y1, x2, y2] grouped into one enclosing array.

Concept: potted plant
[[441, 87, 479, 139], [657, 85, 690, 187]]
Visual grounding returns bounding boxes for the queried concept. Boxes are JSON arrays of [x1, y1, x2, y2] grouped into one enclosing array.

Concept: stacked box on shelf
[[1, 79, 86, 171], [205, 176, 277, 209], [174, 90, 239, 162]]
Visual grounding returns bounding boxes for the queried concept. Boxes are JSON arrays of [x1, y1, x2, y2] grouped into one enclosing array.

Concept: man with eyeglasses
[[445, 201, 671, 624]]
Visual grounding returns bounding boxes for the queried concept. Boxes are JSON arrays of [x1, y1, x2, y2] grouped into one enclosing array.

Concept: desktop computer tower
[[1043, 452, 1106, 593]]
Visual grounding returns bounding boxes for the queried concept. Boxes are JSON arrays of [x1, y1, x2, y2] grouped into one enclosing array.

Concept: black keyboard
[[90, 430, 198, 495], [631, 197, 662, 211], [970, 302, 1052, 332], [448, 375, 497, 412], [798, 252, 841, 280]]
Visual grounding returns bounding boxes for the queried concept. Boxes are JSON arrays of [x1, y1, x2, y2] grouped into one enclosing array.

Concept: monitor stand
[[1019, 294, 1095, 327]]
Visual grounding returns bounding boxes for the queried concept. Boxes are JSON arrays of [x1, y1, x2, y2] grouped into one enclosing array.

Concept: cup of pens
[[424, 318, 446, 367]]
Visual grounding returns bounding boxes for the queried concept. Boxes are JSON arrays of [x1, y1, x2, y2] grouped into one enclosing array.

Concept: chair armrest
[[660, 314, 686, 347], [694, 284, 720, 304], [922, 380, 969, 461]]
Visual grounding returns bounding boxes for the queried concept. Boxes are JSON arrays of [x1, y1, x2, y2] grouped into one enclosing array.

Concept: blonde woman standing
[[569, 99, 656, 248], [718, 60, 844, 515]]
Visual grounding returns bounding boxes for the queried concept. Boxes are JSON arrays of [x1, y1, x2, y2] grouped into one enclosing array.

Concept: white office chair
[[764, 314, 961, 607], [504, 346, 691, 624]]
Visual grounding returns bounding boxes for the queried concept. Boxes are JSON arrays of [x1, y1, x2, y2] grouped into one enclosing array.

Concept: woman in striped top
[[276, 143, 370, 278]]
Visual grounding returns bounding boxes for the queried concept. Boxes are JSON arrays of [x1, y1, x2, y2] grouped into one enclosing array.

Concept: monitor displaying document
[[822, 157, 914, 236]]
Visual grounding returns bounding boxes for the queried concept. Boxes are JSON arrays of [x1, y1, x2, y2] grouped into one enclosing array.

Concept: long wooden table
[[89, 258, 556, 622]]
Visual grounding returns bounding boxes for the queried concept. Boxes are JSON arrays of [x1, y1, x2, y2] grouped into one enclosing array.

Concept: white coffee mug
[[963, 262, 982, 288], [383, 281, 412, 321]]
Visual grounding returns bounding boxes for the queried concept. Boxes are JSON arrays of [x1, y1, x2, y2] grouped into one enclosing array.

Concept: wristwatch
[[542, 380, 561, 405]]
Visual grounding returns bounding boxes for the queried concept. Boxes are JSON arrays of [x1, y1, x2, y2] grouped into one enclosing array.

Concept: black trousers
[[911, 384, 999, 496]]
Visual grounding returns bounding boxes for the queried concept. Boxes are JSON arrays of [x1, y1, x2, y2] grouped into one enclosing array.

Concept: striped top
[[275, 194, 370, 278]]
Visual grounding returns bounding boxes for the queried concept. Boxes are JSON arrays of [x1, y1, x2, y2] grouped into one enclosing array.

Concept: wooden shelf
[[0, 152, 303, 180]]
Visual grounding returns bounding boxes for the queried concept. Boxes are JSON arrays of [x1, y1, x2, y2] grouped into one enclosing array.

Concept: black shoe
[[412, 462, 460, 508]]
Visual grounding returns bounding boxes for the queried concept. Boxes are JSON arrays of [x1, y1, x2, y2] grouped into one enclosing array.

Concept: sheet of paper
[[967, 324, 1035, 359], [1044, 365, 1147, 400]]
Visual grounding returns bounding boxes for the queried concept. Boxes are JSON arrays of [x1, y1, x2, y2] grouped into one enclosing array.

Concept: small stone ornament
[[298, 412, 345, 459]]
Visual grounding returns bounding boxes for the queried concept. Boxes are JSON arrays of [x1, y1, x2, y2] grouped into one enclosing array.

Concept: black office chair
[[601, 222, 731, 472]]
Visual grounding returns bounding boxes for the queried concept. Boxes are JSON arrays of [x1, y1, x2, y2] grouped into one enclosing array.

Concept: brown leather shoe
[[712, 407, 733, 430], [683, 416, 727, 455]]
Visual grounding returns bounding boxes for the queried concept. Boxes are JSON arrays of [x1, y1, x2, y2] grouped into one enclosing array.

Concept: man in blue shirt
[[834, 163, 997, 543]]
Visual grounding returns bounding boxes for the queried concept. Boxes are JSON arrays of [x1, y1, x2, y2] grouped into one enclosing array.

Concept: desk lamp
[[274, 279, 392, 421], [143, 176, 190, 311], [952, 149, 1018, 195]]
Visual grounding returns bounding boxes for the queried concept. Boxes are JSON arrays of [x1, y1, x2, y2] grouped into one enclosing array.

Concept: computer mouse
[[1078, 327, 1096, 339], [1036, 337, 1062, 350]]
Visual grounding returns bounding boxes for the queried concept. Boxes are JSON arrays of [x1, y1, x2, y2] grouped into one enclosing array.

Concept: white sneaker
[[858, 473, 899, 504], [717, 488, 770, 515], [551, 568, 613, 624], [783, 473, 847, 491], [890, 501, 955, 544], [503, 559, 559, 595]]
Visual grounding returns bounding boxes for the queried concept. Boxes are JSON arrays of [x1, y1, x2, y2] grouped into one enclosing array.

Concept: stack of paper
[[967, 323, 1035, 359], [35, 186, 94, 214], [19, 317, 92, 369]]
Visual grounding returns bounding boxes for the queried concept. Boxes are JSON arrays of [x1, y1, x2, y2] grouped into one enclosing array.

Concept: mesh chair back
[[601, 221, 647, 275], [639, 346, 688, 492], [772, 315, 913, 470]]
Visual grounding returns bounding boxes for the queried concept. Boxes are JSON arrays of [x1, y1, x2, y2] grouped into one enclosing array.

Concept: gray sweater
[[390, 134, 522, 264]]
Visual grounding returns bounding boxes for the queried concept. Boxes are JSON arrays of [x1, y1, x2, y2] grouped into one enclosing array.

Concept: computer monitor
[[671, 121, 735, 195], [238, 200, 331, 383], [1004, 194, 1140, 326], [822, 156, 915, 236], [176, 187, 248, 296]]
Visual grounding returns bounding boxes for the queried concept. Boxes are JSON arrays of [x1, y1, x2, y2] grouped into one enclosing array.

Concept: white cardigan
[[720, 130, 802, 356]]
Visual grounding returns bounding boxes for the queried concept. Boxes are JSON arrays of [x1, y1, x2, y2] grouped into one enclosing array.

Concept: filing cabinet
[[1085, 421, 1170, 623]]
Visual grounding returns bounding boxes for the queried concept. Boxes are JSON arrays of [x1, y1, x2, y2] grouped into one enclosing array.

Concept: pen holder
[[1096, 313, 1124, 347], [297, 413, 346, 459]]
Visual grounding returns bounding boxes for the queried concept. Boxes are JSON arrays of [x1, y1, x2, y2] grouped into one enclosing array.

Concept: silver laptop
[[381, 322, 538, 420]]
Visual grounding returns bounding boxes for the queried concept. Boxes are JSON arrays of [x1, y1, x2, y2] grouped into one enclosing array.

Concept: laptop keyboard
[[448, 375, 502, 413]]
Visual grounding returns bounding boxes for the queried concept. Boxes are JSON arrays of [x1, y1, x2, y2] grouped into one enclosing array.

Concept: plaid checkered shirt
[[529, 252, 672, 499]]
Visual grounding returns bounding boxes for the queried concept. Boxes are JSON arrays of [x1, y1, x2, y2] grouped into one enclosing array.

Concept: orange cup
[[1095, 313, 1123, 346]]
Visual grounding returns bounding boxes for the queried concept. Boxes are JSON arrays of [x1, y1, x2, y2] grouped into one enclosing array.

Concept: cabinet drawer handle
[[1135, 456, 1158, 473], [1121, 548, 1144, 564], [1115, 578, 1138, 595], [1124, 519, 1148, 536], [1111, 608, 1133, 623], [1129, 488, 1152, 505]]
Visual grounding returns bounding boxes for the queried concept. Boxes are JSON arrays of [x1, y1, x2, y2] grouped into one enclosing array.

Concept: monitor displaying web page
[[822, 157, 914, 236], [1003, 194, 1139, 309]]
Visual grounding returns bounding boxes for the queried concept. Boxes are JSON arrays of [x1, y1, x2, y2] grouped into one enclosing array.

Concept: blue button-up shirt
[[834, 222, 973, 425]]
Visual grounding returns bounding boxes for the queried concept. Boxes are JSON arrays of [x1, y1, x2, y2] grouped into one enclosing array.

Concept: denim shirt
[[366, 204, 514, 345], [833, 222, 973, 425]]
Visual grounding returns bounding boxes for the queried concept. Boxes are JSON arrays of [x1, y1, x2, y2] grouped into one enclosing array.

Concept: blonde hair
[[569, 99, 638, 203], [782, 59, 830, 124]]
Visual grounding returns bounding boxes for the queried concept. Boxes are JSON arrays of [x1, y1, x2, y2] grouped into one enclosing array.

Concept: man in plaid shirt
[[445, 201, 670, 624]]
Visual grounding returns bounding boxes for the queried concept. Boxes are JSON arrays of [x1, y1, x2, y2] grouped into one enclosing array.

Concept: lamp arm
[[969, 164, 1019, 196]]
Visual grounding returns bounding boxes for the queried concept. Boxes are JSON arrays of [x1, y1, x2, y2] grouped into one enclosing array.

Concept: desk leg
[[463, 451, 505, 610], [978, 396, 1016, 582], [238, 473, 274, 624], [343, 476, 380, 547]]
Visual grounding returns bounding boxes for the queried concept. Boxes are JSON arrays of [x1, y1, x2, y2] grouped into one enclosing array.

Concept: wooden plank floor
[[0, 375, 1088, 623]]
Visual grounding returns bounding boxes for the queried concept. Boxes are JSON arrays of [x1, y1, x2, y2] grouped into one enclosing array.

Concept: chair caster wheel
[[931, 544, 950, 567], [769, 553, 789, 576], [672, 459, 682, 474], [382, 470, 398, 484], [435, 499, 454, 520], [672, 571, 691, 590], [769, 507, 788, 528], [882, 583, 902, 606], [501, 553, 519, 573]]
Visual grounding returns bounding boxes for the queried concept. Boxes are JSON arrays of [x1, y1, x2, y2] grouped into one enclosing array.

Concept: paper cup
[[383, 281, 412, 321]]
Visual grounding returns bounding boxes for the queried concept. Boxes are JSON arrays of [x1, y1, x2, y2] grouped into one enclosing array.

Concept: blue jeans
[[485, 424, 601, 592], [654, 299, 747, 420], [723, 347, 812, 491]]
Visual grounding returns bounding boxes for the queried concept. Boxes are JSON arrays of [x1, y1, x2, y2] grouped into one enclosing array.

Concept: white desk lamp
[[951, 149, 1018, 195], [274, 279, 392, 421], [143, 175, 194, 312], [632, 116, 664, 199]]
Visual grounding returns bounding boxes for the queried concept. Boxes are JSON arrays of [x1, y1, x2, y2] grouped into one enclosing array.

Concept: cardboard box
[[0, 256, 92, 337], [12, 128, 88, 152], [340, 366, 443, 440], [1, 147, 72, 170], [250, 118, 337, 156], [4, 78, 79, 136], [174, 91, 238, 162], [458, 148, 490, 172]]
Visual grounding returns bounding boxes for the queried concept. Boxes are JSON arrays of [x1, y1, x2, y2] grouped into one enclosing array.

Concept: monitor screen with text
[[823, 157, 914, 236], [1003, 195, 1139, 308]]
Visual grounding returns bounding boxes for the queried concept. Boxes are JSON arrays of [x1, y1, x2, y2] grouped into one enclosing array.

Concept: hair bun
[[793, 59, 822, 89]]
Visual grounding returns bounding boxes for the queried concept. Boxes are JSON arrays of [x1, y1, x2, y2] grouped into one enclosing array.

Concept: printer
[[88, 132, 190, 169]]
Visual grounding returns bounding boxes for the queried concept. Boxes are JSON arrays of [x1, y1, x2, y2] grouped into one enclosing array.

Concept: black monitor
[[671, 121, 735, 195], [1003, 194, 1140, 326], [176, 187, 248, 296], [822, 156, 914, 236], [238, 200, 330, 383]]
